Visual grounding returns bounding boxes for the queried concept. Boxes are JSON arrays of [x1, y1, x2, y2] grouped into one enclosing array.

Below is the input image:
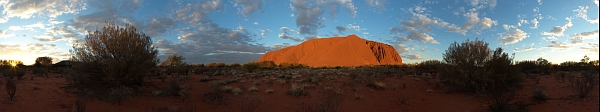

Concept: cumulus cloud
[[278, 33, 303, 42], [480, 17, 497, 29], [395, 44, 409, 54], [260, 29, 270, 37], [290, 0, 356, 35], [271, 43, 293, 50], [530, 18, 539, 29], [145, 17, 175, 36], [234, 0, 265, 18], [515, 43, 535, 52], [544, 40, 571, 50], [580, 43, 599, 55], [335, 26, 347, 33], [403, 53, 422, 60], [390, 13, 443, 44], [498, 28, 529, 45], [366, 0, 386, 12], [156, 20, 269, 63], [174, 0, 222, 25], [280, 26, 295, 33], [0, 0, 87, 19], [0, 30, 17, 38], [541, 18, 572, 36], [574, 6, 599, 24], [346, 24, 365, 31], [467, 0, 497, 10], [570, 30, 599, 44]]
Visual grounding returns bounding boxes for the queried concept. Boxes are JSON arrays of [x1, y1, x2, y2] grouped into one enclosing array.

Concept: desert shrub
[[288, 84, 308, 96], [248, 86, 259, 93], [5, 79, 16, 101], [34, 56, 53, 68], [69, 22, 158, 88], [202, 90, 228, 107], [231, 87, 243, 95], [32, 68, 49, 78], [397, 94, 411, 107], [488, 92, 517, 112], [294, 90, 345, 112], [244, 61, 261, 72], [368, 81, 386, 90], [418, 60, 443, 74], [572, 71, 597, 98], [531, 86, 549, 103], [15, 69, 25, 80], [67, 22, 158, 103], [159, 54, 186, 67], [229, 63, 242, 67], [236, 94, 264, 112], [441, 38, 522, 95], [72, 97, 87, 112], [257, 61, 276, 69], [106, 85, 134, 105]]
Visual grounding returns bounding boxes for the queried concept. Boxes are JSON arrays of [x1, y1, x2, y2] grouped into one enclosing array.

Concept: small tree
[[70, 22, 159, 87], [160, 54, 186, 67], [5, 79, 16, 101], [34, 56, 53, 68]]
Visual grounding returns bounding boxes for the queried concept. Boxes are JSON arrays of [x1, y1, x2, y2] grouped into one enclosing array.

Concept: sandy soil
[[0, 72, 598, 112]]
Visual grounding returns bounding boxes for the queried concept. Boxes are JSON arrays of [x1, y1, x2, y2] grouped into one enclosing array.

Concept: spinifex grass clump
[[6, 79, 16, 101]]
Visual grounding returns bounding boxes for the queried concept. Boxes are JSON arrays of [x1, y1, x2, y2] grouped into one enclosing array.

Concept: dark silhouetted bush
[[5, 79, 16, 101], [441, 38, 522, 95]]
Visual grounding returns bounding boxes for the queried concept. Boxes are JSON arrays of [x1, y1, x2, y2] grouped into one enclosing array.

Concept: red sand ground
[[259, 35, 402, 67], [0, 72, 598, 112]]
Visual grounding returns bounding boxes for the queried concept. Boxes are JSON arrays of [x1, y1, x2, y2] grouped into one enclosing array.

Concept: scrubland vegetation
[[1, 23, 597, 112]]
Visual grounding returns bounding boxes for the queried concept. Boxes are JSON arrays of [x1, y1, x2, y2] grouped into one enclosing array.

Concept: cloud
[[278, 33, 303, 42], [530, 18, 539, 29], [390, 13, 442, 44], [346, 24, 364, 31], [0, 0, 87, 19], [395, 44, 409, 54], [174, 0, 222, 25], [538, 0, 542, 5], [515, 43, 535, 52], [260, 29, 269, 37], [544, 40, 571, 50], [145, 17, 175, 36], [467, 0, 497, 10], [0, 30, 16, 38], [366, 0, 386, 12], [271, 43, 293, 50], [335, 26, 347, 33], [280, 26, 295, 33], [596, 0, 599, 7], [403, 53, 422, 60], [156, 21, 269, 63], [480, 17, 497, 29], [541, 18, 573, 36], [499, 28, 529, 45], [580, 43, 599, 55], [290, 0, 356, 35], [233, 0, 265, 18], [570, 30, 599, 44], [574, 6, 599, 24]]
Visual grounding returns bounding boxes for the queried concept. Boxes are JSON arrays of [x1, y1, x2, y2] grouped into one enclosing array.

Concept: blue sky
[[0, 0, 598, 65]]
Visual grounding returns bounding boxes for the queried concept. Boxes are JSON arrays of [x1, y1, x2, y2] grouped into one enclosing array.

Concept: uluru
[[258, 35, 402, 67]]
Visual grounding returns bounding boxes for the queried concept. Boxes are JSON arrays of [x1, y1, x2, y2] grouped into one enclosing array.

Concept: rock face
[[258, 35, 402, 67]]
